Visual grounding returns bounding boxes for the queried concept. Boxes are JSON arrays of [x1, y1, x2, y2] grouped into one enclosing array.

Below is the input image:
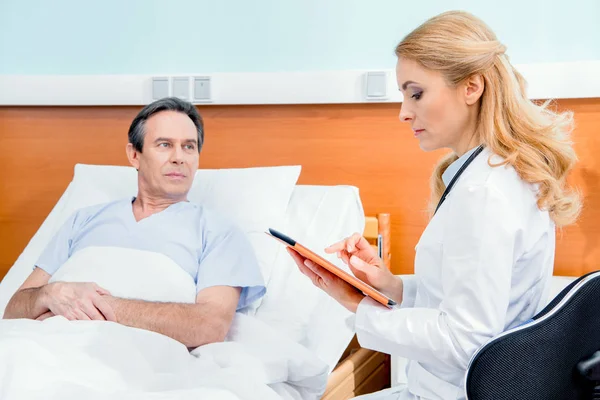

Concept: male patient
[[3, 97, 265, 348]]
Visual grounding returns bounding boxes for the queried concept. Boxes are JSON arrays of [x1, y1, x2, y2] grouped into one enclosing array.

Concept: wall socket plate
[[150, 75, 212, 103], [152, 77, 170, 100], [172, 76, 190, 101], [193, 76, 211, 103], [365, 71, 388, 100]]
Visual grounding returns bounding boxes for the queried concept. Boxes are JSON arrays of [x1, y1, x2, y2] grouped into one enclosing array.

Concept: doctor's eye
[[411, 91, 423, 100]]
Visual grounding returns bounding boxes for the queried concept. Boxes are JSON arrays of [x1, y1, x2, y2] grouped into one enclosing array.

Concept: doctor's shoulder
[[455, 150, 542, 214], [450, 149, 539, 214]]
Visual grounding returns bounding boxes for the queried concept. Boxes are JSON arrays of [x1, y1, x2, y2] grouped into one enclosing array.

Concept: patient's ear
[[126, 143, 140, 171]]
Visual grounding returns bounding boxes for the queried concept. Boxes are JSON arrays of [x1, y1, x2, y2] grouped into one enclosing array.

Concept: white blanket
[[0, 247, 328, 399], [0, 314, 327, 400], [0, 313, 327, 400]]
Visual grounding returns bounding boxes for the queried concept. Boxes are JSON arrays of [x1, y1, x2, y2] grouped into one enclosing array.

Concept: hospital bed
[[1, 162, 579, 400], [0, 163, 392, 399]]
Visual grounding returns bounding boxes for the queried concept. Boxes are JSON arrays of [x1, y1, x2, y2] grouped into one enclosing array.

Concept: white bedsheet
[[0, 313, 328, 400]]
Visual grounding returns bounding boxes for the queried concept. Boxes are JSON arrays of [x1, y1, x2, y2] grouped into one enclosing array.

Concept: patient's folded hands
[[42, 281, 117, 322]]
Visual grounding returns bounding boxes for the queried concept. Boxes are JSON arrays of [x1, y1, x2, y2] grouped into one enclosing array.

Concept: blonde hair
[[396, 11, 581, 226]]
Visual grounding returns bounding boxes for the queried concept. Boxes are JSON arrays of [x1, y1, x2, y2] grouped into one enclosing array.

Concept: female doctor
[[287, 10, 581, 400]]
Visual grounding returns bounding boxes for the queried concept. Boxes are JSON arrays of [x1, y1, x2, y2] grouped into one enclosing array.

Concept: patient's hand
[[36, 311, 54, 321], [44, 282, 117, 322], [326, 233, 403, 304]]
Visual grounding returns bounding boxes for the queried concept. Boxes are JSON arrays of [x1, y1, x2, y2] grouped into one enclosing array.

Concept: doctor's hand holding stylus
[[287, 232, 404, 313]]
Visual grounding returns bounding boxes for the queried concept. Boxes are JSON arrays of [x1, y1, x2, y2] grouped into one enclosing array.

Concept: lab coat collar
[[441, 146, 480, 187]]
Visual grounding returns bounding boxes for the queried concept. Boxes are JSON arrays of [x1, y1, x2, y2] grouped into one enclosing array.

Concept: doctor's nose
[[399, 104, 414, 123]]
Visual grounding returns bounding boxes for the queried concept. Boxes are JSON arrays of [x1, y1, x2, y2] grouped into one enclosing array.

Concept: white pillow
[[68, 164, 300, 289], [66, 163, 300, 233], [0, 164, 301, 317], [254, 185, 365, 373]]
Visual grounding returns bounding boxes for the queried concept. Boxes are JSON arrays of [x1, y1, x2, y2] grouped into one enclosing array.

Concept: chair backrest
[[465, 271, 600, 400]]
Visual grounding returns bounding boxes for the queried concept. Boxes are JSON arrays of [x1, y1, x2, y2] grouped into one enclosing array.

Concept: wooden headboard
[[1, 98, 599, 279]]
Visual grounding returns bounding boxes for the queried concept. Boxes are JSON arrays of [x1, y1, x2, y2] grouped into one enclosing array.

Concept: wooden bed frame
[[322, 213, 392, 399]]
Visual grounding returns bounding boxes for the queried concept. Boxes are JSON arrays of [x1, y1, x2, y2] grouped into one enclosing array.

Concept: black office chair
[[465, 271, 600, 400]]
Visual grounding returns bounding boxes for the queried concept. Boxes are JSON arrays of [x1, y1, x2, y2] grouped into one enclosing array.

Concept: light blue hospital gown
[[35, 197, 265, 309]]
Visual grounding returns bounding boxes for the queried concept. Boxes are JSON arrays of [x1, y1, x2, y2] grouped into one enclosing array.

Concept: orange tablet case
[[266, 228, 396, 308]]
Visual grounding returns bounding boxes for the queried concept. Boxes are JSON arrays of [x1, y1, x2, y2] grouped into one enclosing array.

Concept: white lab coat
[[353, 147, 555, 400]]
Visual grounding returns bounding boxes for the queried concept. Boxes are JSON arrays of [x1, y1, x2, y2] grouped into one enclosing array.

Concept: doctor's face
[[127, 110, 199, 201], [396, 57, 472, 153]]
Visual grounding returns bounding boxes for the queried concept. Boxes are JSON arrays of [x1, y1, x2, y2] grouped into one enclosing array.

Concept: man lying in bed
[[3, 97, 265, 349]]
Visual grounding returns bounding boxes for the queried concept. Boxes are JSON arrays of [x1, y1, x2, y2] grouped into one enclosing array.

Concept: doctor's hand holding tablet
[[285, 232, 404, 313]]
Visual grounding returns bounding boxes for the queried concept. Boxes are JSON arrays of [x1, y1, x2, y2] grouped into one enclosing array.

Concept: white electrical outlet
[[193, 76, 211, 103], [365, 71, 388, 100], [172, 76, 190, 101], [152, 77, 170, 100]]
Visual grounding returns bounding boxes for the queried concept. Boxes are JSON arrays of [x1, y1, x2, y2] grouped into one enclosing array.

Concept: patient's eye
[[158, 142, 170, 148], [411, 91, 422, 100], [184, 144, 196, 150]]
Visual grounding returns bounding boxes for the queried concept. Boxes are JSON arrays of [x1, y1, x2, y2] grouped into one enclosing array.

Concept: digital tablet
[[266, 228, 396, 308]]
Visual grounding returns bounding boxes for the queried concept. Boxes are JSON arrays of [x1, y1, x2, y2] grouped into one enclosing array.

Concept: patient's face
[[128, 110, 199, 201]]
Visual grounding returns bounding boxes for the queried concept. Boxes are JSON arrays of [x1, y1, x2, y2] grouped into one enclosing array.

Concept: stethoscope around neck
[[434, 145, 485, 215]]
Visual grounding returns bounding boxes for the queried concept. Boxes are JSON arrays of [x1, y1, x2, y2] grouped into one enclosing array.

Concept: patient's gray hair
[[128, 97, 204, 153]]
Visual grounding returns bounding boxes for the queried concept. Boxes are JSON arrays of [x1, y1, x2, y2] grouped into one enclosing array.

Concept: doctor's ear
[[463, 74, 485, 106]]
